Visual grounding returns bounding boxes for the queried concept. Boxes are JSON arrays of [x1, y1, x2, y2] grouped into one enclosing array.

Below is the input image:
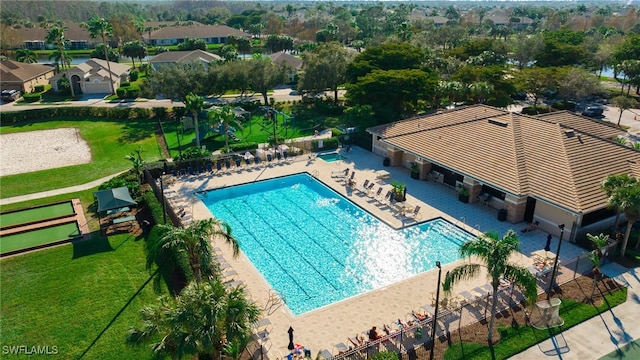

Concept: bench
[[107, 207, 130, 215], [112, 216, 136, 225]]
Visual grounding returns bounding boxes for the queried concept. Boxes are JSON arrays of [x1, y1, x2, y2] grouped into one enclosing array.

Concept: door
[[523, 197, 536, 223]]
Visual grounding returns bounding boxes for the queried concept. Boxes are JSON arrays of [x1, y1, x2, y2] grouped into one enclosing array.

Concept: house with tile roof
[[0, 60, 55, 93], [367, 105, 637, 241], [16, 22, 116, 50], [268, 51, 303, 83], [148, 50, 222, 70], [49, 58, 130, 94], [143, 25, 250, 47]]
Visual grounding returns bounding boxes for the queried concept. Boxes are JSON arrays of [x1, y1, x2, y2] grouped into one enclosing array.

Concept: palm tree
[[83, 17, 115, 94], [45, 25, 75, 97], [125, 146, 145, 185], [586, 233, 609, 301], [154, 218, 239, 284], [48, 50, 73, 71], [15, 48, 37, 63], [601, 174, 637, 236], [443, 230, 538, 346], [185, 92, 205, 148], [128, 278, 261, 360], [211, 105, 244, 154], [608, 181, 640, 257]]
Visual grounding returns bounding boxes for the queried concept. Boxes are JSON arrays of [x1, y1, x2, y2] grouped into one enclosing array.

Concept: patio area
[[161, 145, 589, 359]]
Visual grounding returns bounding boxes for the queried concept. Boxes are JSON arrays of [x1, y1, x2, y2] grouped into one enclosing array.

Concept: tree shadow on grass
[[77, 268, 159, 359], [71, 232, 113, 259]]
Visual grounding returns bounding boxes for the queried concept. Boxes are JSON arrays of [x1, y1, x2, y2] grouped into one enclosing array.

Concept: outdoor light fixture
[[430, 261, 442, 360], [547, 224, 565, 298]]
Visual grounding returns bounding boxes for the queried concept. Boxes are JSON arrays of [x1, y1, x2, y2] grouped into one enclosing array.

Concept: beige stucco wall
[[531, 199, 577, 238]]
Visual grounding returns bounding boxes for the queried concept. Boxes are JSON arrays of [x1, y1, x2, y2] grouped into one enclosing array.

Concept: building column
[[463, 178, 483, 203], [387, 147, 403, 166], [503, 194, 527, 223], [416, 160, 431, 180]]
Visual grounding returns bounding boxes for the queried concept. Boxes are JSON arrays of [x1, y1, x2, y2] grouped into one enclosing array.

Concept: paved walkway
[[0, 172, 125, 206], [511, 263, 640, 360]]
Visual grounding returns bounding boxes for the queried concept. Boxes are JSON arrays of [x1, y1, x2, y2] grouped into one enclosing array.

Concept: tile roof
[[268, 51, 302, 70], [0, 60, 55, 83], [16, 22, 95, 42], [149, 50, 221, 63], [145, 25, 249, 41], [368, 105, 636, 214]]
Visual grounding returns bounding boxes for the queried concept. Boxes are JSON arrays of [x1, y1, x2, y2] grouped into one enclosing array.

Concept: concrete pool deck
[[163, 145, 590, 359]]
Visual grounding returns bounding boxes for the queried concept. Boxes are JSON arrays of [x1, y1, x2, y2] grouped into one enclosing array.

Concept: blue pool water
[[199, 174, 472, 315], [317, 152, 345, 162]]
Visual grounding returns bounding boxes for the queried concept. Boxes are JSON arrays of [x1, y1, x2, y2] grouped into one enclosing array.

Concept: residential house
[[143, 25, 250, 47], [16, 22, 116, 50], [148, 50, 221, 70], [0, 60, 55, 93], [367, 105, 636, 241], [424, 16, 449, 28], [268, 51, 303, 83], [49, 58, 130, 94]]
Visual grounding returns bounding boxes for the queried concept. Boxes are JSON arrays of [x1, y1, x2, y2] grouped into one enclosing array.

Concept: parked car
[[1, 89, 21, 102], [582, 105, 604, 118]]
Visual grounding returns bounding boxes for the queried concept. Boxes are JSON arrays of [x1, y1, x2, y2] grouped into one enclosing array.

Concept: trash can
[[383, 157, 390, 166], [498, 209, 507, 222]]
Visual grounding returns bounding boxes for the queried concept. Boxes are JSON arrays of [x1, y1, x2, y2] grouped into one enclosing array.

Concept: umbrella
[[287, 327, 295, 350], [544, 234, 552, 252], [278, 144, 289, 152], [244, 151, 252, 160]]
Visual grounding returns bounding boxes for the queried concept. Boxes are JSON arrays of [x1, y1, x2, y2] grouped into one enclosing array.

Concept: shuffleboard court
[[0, 222, 81, 254], [0, 202, 75, 228]]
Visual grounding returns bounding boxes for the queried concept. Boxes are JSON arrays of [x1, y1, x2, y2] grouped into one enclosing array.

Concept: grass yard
[[0, 118, 162, 199], [0, 201, 75, 227], [0, 221, 81, 254], [0, 228, 166, 359]]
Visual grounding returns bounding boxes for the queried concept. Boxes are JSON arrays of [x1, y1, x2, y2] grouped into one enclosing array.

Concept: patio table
[[375, 170, 390, 183]]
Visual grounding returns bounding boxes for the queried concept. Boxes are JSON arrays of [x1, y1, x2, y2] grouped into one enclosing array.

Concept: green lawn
[[0, 201, 74, 227], [0, 229, 166, 358], [0, 221, 80, 254], [444, 288, 628, 360], [0, 118, 162, 199]]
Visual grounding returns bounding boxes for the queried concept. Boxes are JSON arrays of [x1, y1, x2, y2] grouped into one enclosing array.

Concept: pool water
[[199, 174, 472, 315], [317, 152, 345, 162]]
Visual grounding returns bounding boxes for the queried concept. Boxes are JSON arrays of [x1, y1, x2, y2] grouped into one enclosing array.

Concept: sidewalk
[[0, 172, 124, 206], [510, 264, 640, 359]]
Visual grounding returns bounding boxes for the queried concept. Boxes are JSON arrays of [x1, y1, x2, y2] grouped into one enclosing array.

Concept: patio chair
[[276, 152, 282, 161], [267, 153, 273, 162], [356, 179, 370, 193], [368, 187, 383, 199], [404, 205, 422, 220], [206, 162, 213, 173], [235, 159, 242, 169], [477, 192, 492, 207], [215, 161, 223, 173], [225, 159, 232, 171]]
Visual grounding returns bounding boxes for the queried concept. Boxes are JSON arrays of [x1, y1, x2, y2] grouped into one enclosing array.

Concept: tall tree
[[83, 17, 115, 94], [611, 95, 638, 127], [45, 25, 75, 96], [299, 42, 351, 103], [601, 174, 637, 236], [122, 40, 147, 69], [147, 62, 206, 102], [443, 230, 537, 346], [15, 48, 37, 63], [247, 57, 287, 106], [185, 92, 205, 148], [152, 219, 239, 284], [128, 279, 260, 360], [210, 105, 243, 154], [608, 180, 640, 257]]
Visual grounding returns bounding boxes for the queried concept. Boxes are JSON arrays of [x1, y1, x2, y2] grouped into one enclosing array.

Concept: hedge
[[224, 142, 259, 153], [312, 137, 340, 151], [0, 107, 165, 124], [22, 93, 41, 103]]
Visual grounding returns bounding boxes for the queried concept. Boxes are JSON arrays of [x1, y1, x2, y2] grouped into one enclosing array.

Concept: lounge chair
[[206, 162, 213, 173], [334, 342, 349, 355], [254, 157, 261, 167], [283, 151, 289, 162], [215, 161, 222, 172], [235, 159, 242, 169], [332, 168, 349, 178], [477, 192, 492, 207], [267, 153, 273, 162], [356, 179, 370, 193], [244, 158, 252, 167], [368, 187, 383, 199], [225, 160, 232, 171], [404, 205, 422, 220], [276, 152, 282, 161]]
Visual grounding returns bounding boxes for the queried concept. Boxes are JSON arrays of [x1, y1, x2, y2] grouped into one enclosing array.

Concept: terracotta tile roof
[[16, 22, 95, 42], [144, 25, 249, 41], [0, 60, 55, 83], [537, 111, 623, 140], [149, 50, 221, 63], [368, 105, 639, 214]]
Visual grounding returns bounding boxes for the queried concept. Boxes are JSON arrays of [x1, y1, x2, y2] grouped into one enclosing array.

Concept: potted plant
[[410, 162, 420, 179], [457, 184, 469, 203], [391, 180, 406, 202]]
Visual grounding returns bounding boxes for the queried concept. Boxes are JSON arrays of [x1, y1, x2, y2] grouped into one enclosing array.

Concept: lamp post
[[547, 224, 565, 299], [430, 261, 442, 360]]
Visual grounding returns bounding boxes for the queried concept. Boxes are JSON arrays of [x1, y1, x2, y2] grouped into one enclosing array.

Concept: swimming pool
[[199, 174, 472, 315], [317, 152, 345, 163]]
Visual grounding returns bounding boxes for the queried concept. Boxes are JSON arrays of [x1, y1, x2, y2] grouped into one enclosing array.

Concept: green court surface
[[0, 201, 75, 228], [599, 339, 640, 359], [0, 222, 80, 254]]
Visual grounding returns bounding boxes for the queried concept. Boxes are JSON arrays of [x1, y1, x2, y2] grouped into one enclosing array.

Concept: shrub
[[0, 107, 160, 124], [120, 81, 131, 87], [142, 190, 164, 226], [521, 106, 550, 115], [56, 77, 70, 95], [116, 88, 128, 99], [34, 84, 46, 93], [129, 70, 139, 82], [22, 93, 41, 102], [311, 137, 339, 150], [370, 351, 398, 360], [127, 89, 139, 99], [225, 142, 259, 153]]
